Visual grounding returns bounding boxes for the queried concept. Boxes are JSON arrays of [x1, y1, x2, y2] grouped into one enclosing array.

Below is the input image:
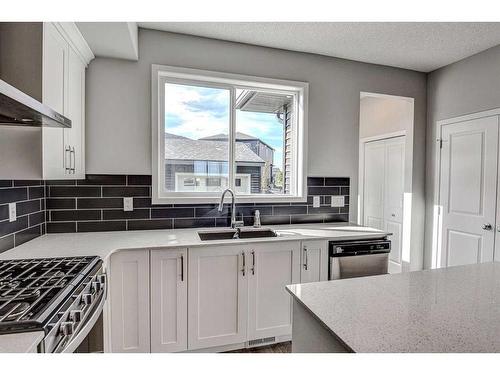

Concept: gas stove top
[[0, 256, 105, 351]]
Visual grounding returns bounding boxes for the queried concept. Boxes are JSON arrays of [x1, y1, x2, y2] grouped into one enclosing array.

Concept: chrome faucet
[[218, 188, 244, 228]]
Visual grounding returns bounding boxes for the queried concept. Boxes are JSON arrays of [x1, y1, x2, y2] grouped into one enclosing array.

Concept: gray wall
[[85, 28, 427, 228], [425, 44, 500, 268]]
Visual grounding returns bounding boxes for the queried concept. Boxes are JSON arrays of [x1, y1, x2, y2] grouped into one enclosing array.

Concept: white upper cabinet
[[300, 240, 328, 283], [42, 22, 92, 179], [247, 242, 300, 341], [150, 248, 188, 353], [42, 22, 68, 179]]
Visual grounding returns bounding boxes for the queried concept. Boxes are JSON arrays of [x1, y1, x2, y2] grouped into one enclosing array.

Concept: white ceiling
[[138, 22, 500, 72]]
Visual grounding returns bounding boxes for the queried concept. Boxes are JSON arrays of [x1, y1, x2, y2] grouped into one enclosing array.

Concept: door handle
[[180, 255, 184, 282], [251, 250, 255, 275], [241, 252, 246, 277], [482, 223, 493, 231], [303, 246, 308, 270]]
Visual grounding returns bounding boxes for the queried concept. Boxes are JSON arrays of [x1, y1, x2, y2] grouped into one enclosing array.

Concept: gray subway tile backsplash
[[0, 180, 46, 254], [0, 174, 350, 252]]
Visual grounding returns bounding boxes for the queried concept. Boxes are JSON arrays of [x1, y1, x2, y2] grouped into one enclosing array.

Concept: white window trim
[[151, 64, 308, 204]]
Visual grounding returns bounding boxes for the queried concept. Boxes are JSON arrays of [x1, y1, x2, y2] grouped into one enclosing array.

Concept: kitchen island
[[287, 262, 500, 352]]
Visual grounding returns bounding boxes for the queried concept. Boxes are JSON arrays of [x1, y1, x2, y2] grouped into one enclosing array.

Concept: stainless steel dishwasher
[[329, 238, 391, 280]]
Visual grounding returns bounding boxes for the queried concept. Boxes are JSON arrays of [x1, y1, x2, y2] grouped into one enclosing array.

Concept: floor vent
[[247, 336, 276, 347]]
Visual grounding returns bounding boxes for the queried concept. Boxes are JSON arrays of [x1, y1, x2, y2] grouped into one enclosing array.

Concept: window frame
[[152, 64, 308, 204]]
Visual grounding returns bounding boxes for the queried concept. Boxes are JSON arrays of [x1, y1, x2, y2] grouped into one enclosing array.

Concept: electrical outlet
[[313, 196, 320, 208], [123, 197, 133, 212], [331, 195, 345, 208], [8, 203, 16, 222]]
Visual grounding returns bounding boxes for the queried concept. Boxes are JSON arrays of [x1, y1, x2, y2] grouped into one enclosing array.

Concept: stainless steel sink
[[198, 229, 237, 241], [238, 228, 278, 239], [198, 228, 278, 241]]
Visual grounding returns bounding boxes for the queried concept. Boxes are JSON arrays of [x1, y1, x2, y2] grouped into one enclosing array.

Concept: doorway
[[358, 92, 414, 273]]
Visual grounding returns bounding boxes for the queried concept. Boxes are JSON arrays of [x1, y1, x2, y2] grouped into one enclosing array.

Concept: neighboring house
[[165, 133, 265, 194], [200, 132, 275, 190], [234, 90, 294, 193]]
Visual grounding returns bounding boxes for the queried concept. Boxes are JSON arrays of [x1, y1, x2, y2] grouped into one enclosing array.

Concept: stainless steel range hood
[[0, 79, 71, 128]]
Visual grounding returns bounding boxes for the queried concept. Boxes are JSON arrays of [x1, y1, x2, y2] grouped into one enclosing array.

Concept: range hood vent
[[0, 79, 71, 128]]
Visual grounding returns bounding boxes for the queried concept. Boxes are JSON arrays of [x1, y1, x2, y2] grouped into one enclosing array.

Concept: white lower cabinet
[[187, 241, 300, 350], [300, 240, 328, 283], [188, 245, 248, 350], [109, 250, 150, 353], [108, 240, 312, 353], [150, 249, 188, 352], [247, 242, 300, 341]]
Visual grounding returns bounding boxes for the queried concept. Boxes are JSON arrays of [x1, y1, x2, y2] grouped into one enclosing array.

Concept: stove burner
[[0, 256, 99, 329], [0, 302, 30, 321]]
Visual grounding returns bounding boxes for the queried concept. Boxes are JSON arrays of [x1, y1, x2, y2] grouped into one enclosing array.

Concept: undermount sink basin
[[198, 229, 237, 241], [198, 228, 278, 241], [237, 228, 278, 239]]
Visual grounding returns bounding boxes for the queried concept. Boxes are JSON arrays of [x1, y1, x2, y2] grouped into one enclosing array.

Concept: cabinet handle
[[251, 250, 255, 275], [65, 146, 71, 173], [241, 252, 246, 277], [70, 146, 76, 174], [180, 255, 184, 282], [303, 246, 308, 270]]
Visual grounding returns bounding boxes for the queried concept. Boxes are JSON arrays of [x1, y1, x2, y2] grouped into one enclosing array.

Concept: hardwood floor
[[225, 341, 291, 353]]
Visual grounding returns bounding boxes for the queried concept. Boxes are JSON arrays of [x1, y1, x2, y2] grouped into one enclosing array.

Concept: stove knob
[[98, 274, 106, 284], [92, 281, 102, 293], [82, 293, 94, 305], [70, 309, 83, 323], [60, 322, 74, 336]]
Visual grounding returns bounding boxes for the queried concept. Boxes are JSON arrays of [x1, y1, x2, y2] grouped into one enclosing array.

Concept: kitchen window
[[152, 64, 308, 204]]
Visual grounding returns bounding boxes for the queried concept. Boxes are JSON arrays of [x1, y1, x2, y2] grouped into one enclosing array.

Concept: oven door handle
[[60, 280, 107, 353]]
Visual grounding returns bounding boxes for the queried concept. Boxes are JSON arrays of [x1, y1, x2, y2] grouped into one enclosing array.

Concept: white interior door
[[384, 137, 405, 273], [363, 136, 405, 273], [439, 115, 499, 267], [363, 141, 386, 230]]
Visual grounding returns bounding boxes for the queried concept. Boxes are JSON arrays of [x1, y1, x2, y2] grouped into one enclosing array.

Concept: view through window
[[164, 82, 294, 196]]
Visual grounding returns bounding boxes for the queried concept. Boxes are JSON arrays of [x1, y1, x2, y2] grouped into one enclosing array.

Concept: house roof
[[165, 133, 265, 163], [200, 132, 257, 141], [200, 132, 275, 151]]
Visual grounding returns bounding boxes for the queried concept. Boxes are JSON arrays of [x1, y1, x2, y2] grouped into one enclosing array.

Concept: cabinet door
[[150, 249, 187, 353], [65, 46, 85, 179], [247, 241, 300, 340], [109, 250, 150, 353], [188, 245, 247, 350], [300, 240, 328, 283], [42, 22, 68, 179]]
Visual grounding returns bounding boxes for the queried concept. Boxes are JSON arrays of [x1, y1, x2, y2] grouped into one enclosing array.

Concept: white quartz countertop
[[0, 223, 387, 263], [287, 262, 500, 352], [0, 331, 43, 353]]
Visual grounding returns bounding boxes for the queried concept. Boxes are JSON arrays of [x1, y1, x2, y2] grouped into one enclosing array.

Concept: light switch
[[313, 196, 320, 208], [123, 197, 133, 212], [331, 195, 345, 208], [8, 203, 16, 222]]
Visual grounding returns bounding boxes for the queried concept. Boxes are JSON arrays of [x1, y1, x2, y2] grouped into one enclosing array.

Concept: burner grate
[[0, 257, 99, 328]]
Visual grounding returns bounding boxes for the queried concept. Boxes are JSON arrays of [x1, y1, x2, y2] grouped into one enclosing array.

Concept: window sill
[[152, 194, 308, 205]]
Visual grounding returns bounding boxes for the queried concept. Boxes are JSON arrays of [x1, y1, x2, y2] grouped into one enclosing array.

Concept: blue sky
[[165, 83, 284, 166]]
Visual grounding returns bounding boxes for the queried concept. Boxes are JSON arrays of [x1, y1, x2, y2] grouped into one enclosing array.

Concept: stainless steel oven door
[[43, 269, 107, 353], [329, 253, 389, 280]]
